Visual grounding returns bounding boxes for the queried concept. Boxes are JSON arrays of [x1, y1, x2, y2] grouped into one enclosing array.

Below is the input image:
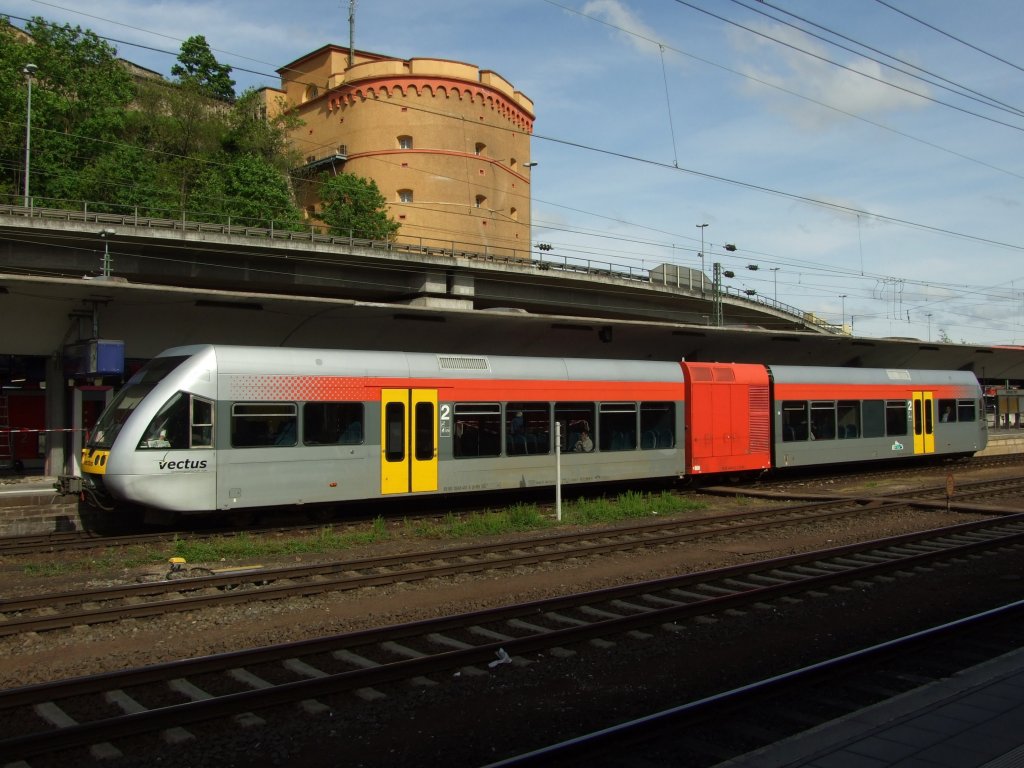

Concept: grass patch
[[405, 502, 552, 539], [405, 490, 705, 539], [170, 517, 392, 562], [22, 546, 169, 577], [20, 491, 707, 578], [562, 490, 705, 525]]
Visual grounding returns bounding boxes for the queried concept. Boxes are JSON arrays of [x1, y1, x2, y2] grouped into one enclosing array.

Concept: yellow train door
[[380, 388, 438, 495], [912, 391, 935, 454]]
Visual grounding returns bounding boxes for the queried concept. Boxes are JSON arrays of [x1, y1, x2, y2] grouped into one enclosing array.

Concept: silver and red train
[[71, 344, 987, 518]]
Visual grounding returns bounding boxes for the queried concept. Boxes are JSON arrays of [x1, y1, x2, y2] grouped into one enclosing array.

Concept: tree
[[223, 89, 303, 169], [190, 153, 304, 230], [72, 144, 177, 215], [319, 173, 400, 240], [0, 16, 135, 204], [171, 35, 235, 102]]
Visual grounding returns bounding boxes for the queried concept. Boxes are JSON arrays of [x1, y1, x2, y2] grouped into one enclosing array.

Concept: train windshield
[[87, 355, 190, 449]]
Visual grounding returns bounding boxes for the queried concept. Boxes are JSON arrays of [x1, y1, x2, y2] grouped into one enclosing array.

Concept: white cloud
[[580, 0, 661, 56], [729, 21, 931, 130]]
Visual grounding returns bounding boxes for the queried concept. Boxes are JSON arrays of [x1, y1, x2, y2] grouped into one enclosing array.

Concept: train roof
[[160, 344, 687, 383], [767, 365, 980, 387]]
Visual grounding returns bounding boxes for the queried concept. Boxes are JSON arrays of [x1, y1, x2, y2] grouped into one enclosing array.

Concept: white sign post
[[555, 421, 562, 522]]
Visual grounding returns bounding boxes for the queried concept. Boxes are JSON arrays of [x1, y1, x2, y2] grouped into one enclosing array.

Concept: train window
[[599, 402, 637, 452], [862, 400, 885, 438], [810, 401, 836, 440], [957, 400, 977, 422], [506, 402, 550, 455], [231, 403, 298, 448], [938, 399, 957, 423], [781, 401, 808, 442], [453, 403, 500, 458], [555, 402, 595, 453], [885, 400, 908, 436], [640, 402, 674, 449], [415, 402, 434, 461], [191, 397, 214, 448], [138, 392, 190, 450], [90, 356, 191, 449], [836, 400, 860, 439], [384, 402, 405, 461], [303, 403, 364, 445]]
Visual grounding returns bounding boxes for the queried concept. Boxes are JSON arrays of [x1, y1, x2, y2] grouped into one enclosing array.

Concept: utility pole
[[347, 0, 356, 68], [23, 63, 37, 207], [712, 262, 724, 327]]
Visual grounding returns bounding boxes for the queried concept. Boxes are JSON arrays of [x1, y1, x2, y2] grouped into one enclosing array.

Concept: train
[[66, 344, 988, 521]]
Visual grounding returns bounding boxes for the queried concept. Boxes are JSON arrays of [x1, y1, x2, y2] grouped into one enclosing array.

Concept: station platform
[[978, 427, 1024, 457], [718, 647, 1024, 768]]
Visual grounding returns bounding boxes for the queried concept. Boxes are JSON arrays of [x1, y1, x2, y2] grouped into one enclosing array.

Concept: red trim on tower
[[335, 77, 534, 131]]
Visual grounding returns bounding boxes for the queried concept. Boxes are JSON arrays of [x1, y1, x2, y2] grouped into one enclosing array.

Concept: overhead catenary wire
[[6, 6, 1024, 341], [726, 0, 1024, 118], [870, 0, 1024, 75]]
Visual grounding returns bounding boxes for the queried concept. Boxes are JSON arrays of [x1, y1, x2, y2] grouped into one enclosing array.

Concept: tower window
[[475, 195, 487, 208], [399, 189, 414, 203], [475, 142, 486, 155], [398, 135, 413, 150]]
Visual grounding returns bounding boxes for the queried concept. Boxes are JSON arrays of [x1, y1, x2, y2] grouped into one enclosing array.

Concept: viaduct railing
[[0, 197, 838, 334]]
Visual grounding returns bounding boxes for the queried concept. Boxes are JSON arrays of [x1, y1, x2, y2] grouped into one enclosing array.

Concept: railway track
[[0, 514, 387, 557], [742, 451, 1024, 492], [2, 514, 1023, 764], [488, 600, 1024, 767], [703, 474, 1024, 512], [0, 494, 986, 637]]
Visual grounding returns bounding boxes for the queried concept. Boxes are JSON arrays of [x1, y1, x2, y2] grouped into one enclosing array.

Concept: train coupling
[[55, 475, 83, 495]]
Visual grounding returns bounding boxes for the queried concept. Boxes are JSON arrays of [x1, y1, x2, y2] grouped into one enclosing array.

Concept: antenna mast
[[348, 0, 356, 68]]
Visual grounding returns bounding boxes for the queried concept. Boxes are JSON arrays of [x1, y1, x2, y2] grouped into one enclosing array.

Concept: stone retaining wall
[[0, 490, 83, 536]]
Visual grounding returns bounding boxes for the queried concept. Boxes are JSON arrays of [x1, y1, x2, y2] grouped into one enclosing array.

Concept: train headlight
[[81, 449, 110, 475]]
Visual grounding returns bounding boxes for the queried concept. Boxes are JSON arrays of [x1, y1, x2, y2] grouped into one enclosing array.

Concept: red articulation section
[[682, 362, 772, 474]]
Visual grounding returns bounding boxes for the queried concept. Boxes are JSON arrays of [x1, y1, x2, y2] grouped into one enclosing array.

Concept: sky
[[5, 0, 1024, 346]]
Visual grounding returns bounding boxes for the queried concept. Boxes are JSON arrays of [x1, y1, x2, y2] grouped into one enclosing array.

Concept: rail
[[0, 196, 836, 333]]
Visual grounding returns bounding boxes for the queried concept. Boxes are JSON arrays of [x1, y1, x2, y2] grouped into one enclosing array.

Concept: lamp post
[[23, 63, 38, 208], [770, 267, 780, 302], [696, 223, 708, 295], [839, 294, 847, 331]]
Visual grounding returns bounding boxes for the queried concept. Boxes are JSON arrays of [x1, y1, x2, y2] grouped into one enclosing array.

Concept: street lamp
[[839, 294, 847, 330], [696, 223, 708, 295], [23, 63, 38, 208], [696, 224, 708, 273], [770, 267, 780, 302], [98, 229, 115, 278]]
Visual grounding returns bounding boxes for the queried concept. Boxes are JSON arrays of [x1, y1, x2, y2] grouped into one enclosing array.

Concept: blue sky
[[6, 0, 1024, 346]]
